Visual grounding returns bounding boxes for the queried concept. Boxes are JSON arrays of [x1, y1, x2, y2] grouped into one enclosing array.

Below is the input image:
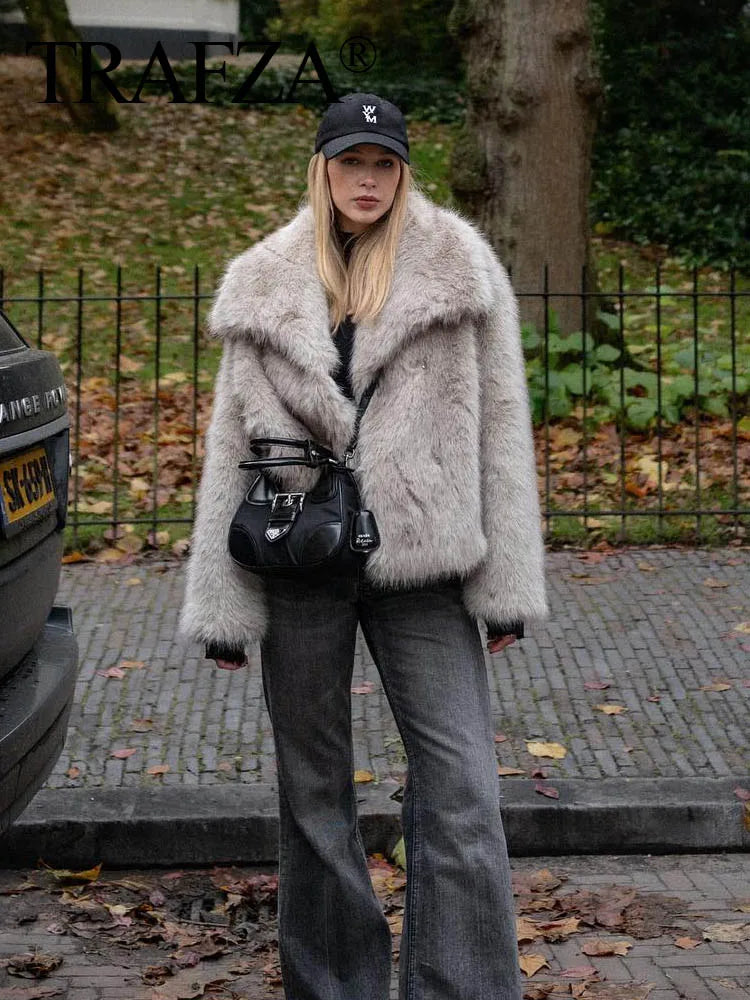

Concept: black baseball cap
[[314, 92, 410, 163]]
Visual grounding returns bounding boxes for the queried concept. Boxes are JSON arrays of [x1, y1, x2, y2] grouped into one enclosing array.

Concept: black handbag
[[228, 378, 381, 578]]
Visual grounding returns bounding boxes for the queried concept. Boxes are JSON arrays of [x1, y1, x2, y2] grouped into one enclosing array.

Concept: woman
[[179, 92, 548, 1000]]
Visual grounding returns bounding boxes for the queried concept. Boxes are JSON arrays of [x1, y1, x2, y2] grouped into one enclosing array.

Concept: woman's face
[[326, 143, 402, 235]]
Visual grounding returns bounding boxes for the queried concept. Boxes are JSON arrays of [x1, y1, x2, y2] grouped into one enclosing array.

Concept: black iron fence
[[0, 264, 747, 548]]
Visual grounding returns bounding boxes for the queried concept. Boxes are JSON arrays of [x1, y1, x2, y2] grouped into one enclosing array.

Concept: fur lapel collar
[[207, 189, 497, 433]]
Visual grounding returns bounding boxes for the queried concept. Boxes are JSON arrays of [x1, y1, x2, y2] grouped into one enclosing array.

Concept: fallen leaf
[[61, 551, 91, 564], [151, 966, 237, 999], [733, 622, 750, 634], [534, 783, 560, 799], [494, 733, 509, 742], [523, 987, 557, 1000], [129, 718, 153, 732], [701, 921, 750, 942], [516, 916, 544, 943], [498, 766, 526, 776], [119, 355, 143, 373], [517, 916, 581, 943], [147, 529, 171, 548], [351, 682, 375, 694], [125, 577, 143, 586], [115, 534, 144, 555], [262, 961, 283, 986], [580, 986, 654, 999], [0, 953, 63, 979], [111, 748, 138, 759], [354, 769, 374, 783], [526, 741, 567, 759], [66, 767, 80, 779], [674, 936, 701, 949], [559, 965, 598, 978], [703, 577, 730, 588], [119, 660, 146, 670], [699, 681, 732, 692], [550, 427, 579, 448], [40, 863, 101, 884], [536, 916, 581, 940], [519, 953, 549, 977], [147, 765, 170, 776], [93, 547, 127, 563], [594, 704, 627, 715], [581, 939, 632, 956], [96, 667, 125, 679], [390, 835, 407, 871], [584, 680, 611, 690], [637, 562, 658, 572]]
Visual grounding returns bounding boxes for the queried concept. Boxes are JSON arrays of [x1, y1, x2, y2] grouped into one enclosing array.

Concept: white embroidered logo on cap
[[362, 104, 377, 123]]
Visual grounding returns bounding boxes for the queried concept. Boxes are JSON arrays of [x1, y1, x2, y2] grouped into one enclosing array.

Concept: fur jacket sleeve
[[178, 189, 548, 655], [457, 238, 548, 630]]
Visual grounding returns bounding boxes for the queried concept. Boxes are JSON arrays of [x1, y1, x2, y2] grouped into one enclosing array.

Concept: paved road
[[50, 548, 749, 790], [0, 852, 748, 999]]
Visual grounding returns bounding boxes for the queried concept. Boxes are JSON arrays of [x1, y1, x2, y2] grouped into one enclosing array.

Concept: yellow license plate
[[0, 445, 56, 525]]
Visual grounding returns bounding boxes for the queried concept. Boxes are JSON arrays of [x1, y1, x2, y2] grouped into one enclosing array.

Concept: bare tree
[[21, 0, 119, 132], [448, 0, 603, 334]]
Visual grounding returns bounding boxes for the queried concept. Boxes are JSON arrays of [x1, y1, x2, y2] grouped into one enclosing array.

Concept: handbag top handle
[[239, 372, 381, 472]]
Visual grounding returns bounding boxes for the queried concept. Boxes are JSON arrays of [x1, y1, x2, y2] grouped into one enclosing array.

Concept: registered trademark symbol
[[340, 36, 377, 73]]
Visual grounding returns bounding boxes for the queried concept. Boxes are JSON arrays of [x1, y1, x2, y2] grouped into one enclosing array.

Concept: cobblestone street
[[50, 548, 749, 790]]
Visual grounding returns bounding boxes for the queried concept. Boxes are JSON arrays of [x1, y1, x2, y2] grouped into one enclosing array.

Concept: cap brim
[[321, 132, 409, 163]]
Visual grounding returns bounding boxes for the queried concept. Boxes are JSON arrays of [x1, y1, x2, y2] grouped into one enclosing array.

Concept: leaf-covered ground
[[1, 55, 747, 551], [2, 854, 746, 999]]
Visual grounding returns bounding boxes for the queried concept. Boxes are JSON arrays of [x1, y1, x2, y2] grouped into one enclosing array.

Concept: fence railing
[[1, 264, 748, 547]]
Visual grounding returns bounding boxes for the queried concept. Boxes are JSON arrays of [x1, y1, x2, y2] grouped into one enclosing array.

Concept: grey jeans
[[259, 563, 522, 1000]]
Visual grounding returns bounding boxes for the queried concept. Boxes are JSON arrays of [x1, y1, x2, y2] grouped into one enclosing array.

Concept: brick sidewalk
[[48, 548, 749, 791], [1, 853, 748, 999]]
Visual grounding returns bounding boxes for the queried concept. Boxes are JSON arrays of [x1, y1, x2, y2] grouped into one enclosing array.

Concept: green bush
[[591, 2, 750, 270], [522, 311, 750, 429]]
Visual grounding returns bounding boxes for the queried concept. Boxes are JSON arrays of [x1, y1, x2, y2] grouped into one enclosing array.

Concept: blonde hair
[[304, 150, 415, 328]]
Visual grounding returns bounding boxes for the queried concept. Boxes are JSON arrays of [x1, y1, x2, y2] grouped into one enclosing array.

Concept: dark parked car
[[0, 308, 78, 834]]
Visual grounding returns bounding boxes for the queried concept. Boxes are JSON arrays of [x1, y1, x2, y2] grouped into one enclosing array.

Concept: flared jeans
[[258, 563, 522, 1000]]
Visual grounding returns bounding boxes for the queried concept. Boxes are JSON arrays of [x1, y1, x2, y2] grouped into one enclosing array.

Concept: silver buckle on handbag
[[265, 492, 305, 542]]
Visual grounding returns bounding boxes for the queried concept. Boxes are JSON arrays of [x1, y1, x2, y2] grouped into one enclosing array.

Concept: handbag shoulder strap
[[343, 373, 380, 465]]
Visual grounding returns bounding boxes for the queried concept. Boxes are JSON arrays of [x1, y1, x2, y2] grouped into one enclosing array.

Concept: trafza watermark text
[[25, 39, 378, 105]]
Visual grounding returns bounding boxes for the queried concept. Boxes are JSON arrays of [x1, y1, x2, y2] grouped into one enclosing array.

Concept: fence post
[[152, 265, 162, 542], [71, 268, 84, 550], [112, 265, 123, 538]]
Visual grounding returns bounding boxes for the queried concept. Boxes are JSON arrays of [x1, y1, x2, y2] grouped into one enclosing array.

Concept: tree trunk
[[448, 0, 602, 335], [21, 0, 119, 132]]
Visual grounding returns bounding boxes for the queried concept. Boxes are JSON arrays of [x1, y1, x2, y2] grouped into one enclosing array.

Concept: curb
[[2, 777, 749, 868]]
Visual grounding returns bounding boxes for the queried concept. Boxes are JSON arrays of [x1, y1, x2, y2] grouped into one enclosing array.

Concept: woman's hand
[[487, 635, 517, 654], [214, 658, 248, 671]]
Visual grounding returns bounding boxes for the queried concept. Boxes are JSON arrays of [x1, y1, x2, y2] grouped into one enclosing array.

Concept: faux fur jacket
[[178, 188, 549, 655]]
